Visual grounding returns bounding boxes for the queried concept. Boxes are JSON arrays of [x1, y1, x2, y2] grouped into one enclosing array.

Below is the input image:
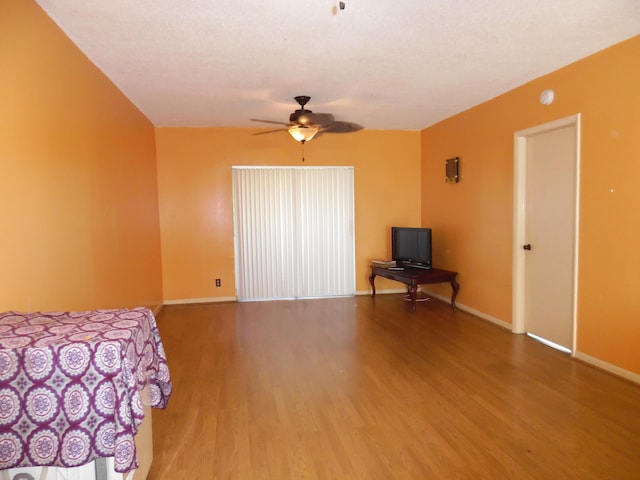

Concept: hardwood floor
[[147, 295, 640, 479]]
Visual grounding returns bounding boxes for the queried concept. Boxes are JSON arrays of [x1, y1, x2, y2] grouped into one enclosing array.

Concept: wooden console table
[[369, 266, 459, 311]]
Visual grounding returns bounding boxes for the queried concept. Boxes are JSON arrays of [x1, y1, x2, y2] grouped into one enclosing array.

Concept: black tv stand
[[369, 266, 459, 311]]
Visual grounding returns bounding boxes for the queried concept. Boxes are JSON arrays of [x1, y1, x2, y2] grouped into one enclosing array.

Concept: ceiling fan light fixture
[[288, 125, 318, 143]]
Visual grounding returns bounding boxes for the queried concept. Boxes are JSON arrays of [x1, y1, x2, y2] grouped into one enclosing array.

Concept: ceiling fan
[[251, 96, 363, 143]]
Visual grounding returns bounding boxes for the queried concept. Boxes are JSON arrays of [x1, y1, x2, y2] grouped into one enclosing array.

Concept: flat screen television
[[391, 227, 432, 269]]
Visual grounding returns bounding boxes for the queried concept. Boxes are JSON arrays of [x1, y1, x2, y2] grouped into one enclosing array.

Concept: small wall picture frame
[[445, 157, 459, 183]]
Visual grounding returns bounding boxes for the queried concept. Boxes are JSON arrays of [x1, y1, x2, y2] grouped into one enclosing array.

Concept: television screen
[[391, 227, 432, 268]]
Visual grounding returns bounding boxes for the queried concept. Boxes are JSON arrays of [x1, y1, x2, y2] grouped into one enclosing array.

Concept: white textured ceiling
[[35, 0, 639, 131]]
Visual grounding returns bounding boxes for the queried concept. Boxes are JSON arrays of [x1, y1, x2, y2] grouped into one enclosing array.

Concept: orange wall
[[0, 0, 163, 312], [5, 0, 636, 376], [156, 128, 421, 301], [421, 36, 640, 374]]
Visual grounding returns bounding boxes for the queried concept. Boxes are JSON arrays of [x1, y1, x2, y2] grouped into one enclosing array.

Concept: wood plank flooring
[[147, 295, 640, 479]]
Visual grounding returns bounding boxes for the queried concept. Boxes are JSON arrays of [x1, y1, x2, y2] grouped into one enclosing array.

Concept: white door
[[513, 115, 581, 352]]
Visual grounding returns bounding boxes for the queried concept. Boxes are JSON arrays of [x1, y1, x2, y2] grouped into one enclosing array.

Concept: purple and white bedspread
[[0, 307, 172, 473]]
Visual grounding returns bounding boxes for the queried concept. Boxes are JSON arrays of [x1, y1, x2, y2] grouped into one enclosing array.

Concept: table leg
[[369, 273, 377, 296], [409, 284, 418, 311], [450, 279, 459, 309]]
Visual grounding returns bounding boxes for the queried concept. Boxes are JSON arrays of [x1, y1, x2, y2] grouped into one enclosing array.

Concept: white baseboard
[[574, 351, 640, 385], [419, 288, 513, 331], [420, 291, 640, 384], [163, 296, 237, 305], [358, 287, 512, 331], [161, 291, 639, 385]]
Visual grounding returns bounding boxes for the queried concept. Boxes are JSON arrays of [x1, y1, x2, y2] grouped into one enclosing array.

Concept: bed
[[0, 308, 172, 479]]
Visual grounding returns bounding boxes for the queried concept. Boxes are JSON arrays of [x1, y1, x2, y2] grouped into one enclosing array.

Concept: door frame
[[512, 114, 582, 355]]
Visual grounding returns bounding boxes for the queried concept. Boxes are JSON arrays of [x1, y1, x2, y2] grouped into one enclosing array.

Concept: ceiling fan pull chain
[[301, 141, 305, 162]]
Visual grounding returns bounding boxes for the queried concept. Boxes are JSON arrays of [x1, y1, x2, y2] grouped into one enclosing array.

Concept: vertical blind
[[232, 166, 355, 301]]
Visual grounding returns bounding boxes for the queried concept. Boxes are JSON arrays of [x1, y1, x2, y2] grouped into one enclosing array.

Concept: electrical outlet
[[215, 278, 221, 287]]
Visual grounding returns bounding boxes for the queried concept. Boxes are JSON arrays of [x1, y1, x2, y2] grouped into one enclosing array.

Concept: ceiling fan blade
[[296, 112, 335, 127], [322, 121, 364, 133], [253, 128, 288, 136], [251, 97, 361, 142], [250, 118, 290, 126]]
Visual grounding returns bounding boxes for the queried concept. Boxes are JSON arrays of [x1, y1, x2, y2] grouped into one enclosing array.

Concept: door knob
[[523, 244, 532, 250]]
